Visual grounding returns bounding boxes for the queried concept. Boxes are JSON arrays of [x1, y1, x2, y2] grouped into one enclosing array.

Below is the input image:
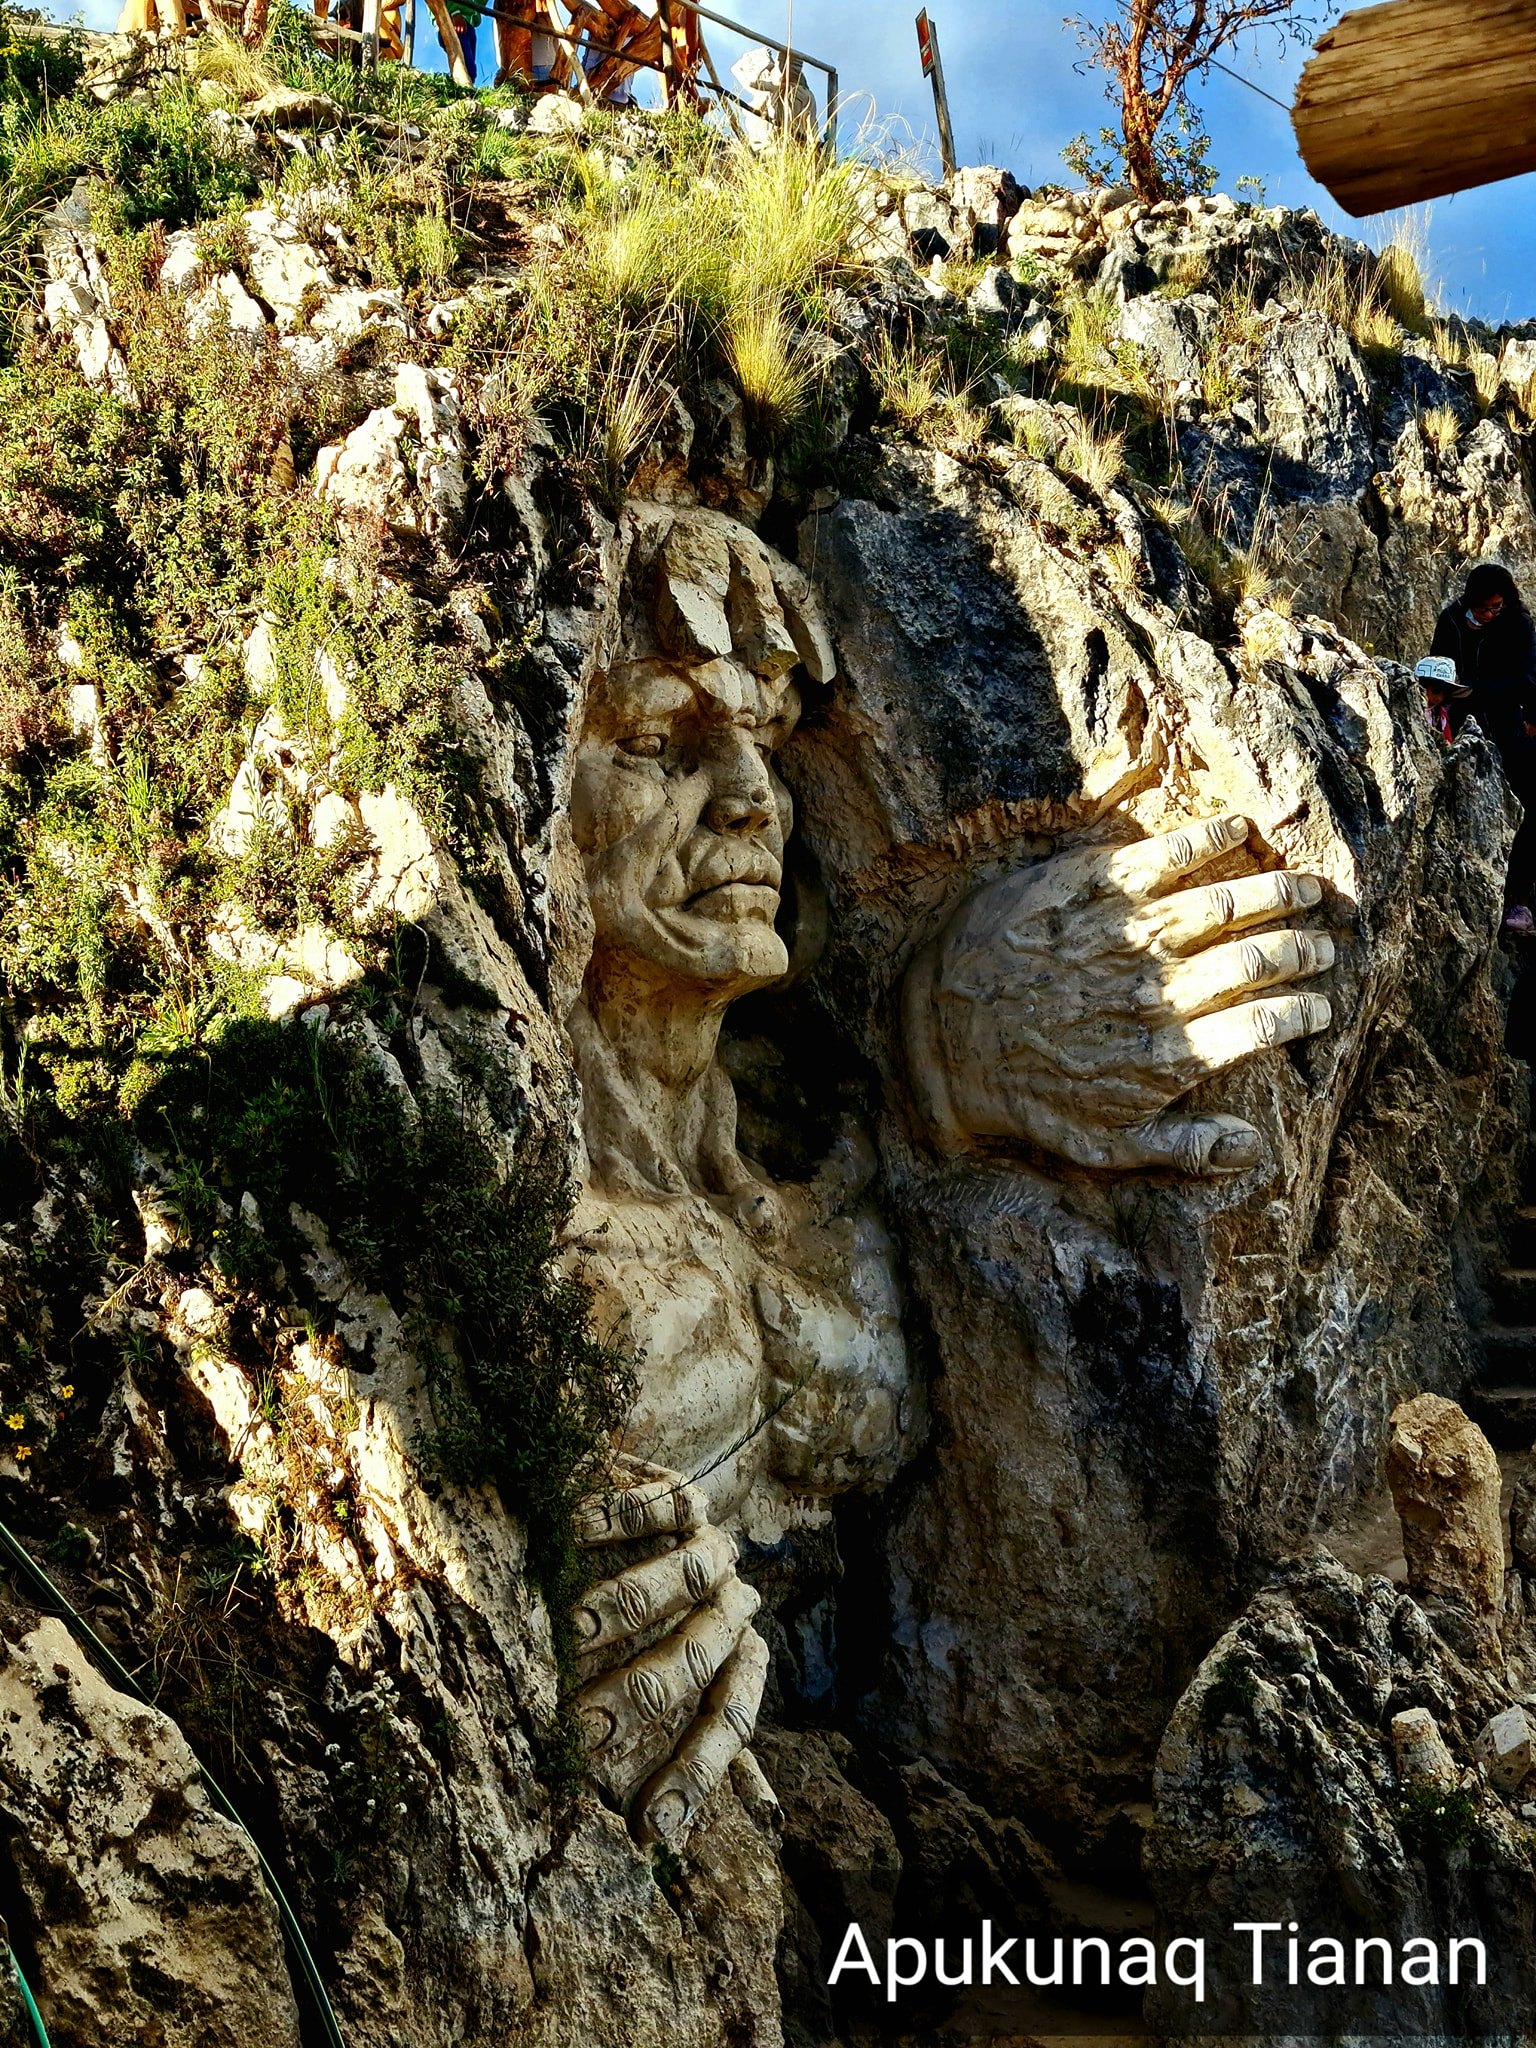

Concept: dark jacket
[[1430, 601, 1536, 779]]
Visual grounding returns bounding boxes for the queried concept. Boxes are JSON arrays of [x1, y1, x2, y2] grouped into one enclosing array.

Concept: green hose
[[0, 1517, 347, 2048], [11, 1953, 49, 2048]]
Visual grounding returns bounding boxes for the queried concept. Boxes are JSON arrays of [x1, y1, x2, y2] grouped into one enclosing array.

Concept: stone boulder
[[1386, 1392, 1505, 1620], [1111, 290, 1217, 391], [316, 363, 469, 542], [0, 1617, 303, 2047]]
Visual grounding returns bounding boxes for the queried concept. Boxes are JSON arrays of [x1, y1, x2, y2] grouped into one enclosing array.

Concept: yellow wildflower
[[14, 1446, 31, 1462], [58, 1385, 73, 1400], [4, 1413, 24, 1431]]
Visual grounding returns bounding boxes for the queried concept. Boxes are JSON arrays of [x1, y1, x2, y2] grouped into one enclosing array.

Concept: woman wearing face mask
[[1431, 562, 1536, 933]]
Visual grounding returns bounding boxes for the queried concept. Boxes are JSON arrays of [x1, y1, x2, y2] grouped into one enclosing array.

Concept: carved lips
[[680, 844, 783, 921]]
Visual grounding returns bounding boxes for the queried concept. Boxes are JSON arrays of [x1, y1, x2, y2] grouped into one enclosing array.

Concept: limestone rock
[[1147, 1555, 1524, 2034], [754, 1728, 902, 1945], [1387, 1392, 1505, 1615], [316, 364, 468, 541], [241, 206, 335, 330], [1475, 1703, 1536, 1792], [187, 270, 268, 347], [0, 1617, 303, 2047], [1112, 289, 1216, 390], [38, 180, 131, 395]]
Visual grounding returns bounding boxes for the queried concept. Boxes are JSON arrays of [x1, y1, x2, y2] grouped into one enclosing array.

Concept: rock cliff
[[0, 18, 1533, 2043]]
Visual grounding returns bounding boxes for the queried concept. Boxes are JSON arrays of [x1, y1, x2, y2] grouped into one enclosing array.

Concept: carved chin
[[651, 895, 789, 985]]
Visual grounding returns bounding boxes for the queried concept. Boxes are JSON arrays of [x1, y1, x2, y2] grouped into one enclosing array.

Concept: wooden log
[[1293, 0, 1536, 215], [418, 0, 473, 84]]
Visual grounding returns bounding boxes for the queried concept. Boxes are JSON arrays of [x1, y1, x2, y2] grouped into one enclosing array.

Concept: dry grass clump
[[1283, 242, 1405, 366], [867, 329, 946, 431], [1057, 415, 1124, 494], [571, 130, 868, 439], [1418, 405, 1461, 453], [724, 295, 822, 430], [1147, 477, 1292, 616]]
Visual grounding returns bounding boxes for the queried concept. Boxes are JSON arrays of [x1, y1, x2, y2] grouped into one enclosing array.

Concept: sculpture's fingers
[[1140, 869, 1325, 955], [1103, 1113, 1266, 1176], [1100, 814, 1251, 899], [1152, 991, 1333, 1089], [573, 1526, 738, 1655], [572, 1576, 760, 1755], [633, 1629, 771, 1846], [573, 1473, 708, 1549], [1159, 930, 1335, 1019]]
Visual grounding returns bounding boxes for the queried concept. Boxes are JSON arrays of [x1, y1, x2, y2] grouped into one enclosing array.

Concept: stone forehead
[[597, 657, 800, 727], [624, 502, 836, 687]]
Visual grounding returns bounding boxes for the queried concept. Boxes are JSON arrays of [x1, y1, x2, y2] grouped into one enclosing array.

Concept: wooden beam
[[1294, 0, 1536, 215], [417, 0, 473, 86]]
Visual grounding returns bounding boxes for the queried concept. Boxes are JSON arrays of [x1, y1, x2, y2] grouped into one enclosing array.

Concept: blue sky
[[52, 0, 1536, 320]]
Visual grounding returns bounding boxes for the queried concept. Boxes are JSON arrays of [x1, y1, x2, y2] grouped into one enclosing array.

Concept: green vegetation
[[0, 6, 646, 1792], [1199, 1652, 1259, 1726], [1396, 1783, 1480, 1857], [135, 1016, 633, 1632]]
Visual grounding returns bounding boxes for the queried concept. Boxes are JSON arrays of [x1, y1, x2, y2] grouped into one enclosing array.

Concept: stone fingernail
[[1297, 875, 1323, 907], [1223, 814, 1249, 842], [1208, 1127, 1262, 1170]]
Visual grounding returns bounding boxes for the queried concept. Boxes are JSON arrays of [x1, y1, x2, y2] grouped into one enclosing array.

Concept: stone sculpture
[[561, 504, 1338, 1845], [904, 814, 1335, 1174]]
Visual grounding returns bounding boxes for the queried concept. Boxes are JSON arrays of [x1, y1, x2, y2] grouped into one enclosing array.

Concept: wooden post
[[361, 0, 380, 65], [1294, 0, 1536, 215], [419, 0, 474, 85], [656, 0, 675, 105], [915, 10, 955, 178]]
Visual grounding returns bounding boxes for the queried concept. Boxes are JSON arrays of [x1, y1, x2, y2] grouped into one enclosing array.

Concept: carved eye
[[618, 733, 665, 759]]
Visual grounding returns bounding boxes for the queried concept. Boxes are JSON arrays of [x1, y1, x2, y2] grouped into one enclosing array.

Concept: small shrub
[[1200, 1653, 1259, 1726], [1396, 1783, 1480, 1857]]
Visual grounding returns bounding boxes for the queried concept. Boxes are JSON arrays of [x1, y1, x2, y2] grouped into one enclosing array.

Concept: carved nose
[[705, 789, 775, 834], [704, 739, 775, 834]]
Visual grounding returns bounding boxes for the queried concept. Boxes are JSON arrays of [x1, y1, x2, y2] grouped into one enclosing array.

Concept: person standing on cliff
[[1431, 563, 1536, 934]]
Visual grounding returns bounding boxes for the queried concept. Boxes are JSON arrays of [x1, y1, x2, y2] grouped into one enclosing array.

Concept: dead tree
[[1068, 0, 1322, 199]]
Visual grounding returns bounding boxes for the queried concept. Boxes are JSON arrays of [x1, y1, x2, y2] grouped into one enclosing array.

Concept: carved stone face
[[572, 655, 801, 997]]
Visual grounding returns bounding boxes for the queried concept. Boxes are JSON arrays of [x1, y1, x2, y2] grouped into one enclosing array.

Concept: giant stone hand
[[903, 814, 1335, 1176], [570, 1456, 768, 1847]]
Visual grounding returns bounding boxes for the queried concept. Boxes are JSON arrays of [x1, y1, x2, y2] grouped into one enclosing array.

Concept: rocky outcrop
[[1145, 1550, 1536, 2035], [775, 435, 1521, 1833], [8, 38, 1536, 2044], [1387, 1391, 1506, 1618], [0, 1617, 303, 2048]]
